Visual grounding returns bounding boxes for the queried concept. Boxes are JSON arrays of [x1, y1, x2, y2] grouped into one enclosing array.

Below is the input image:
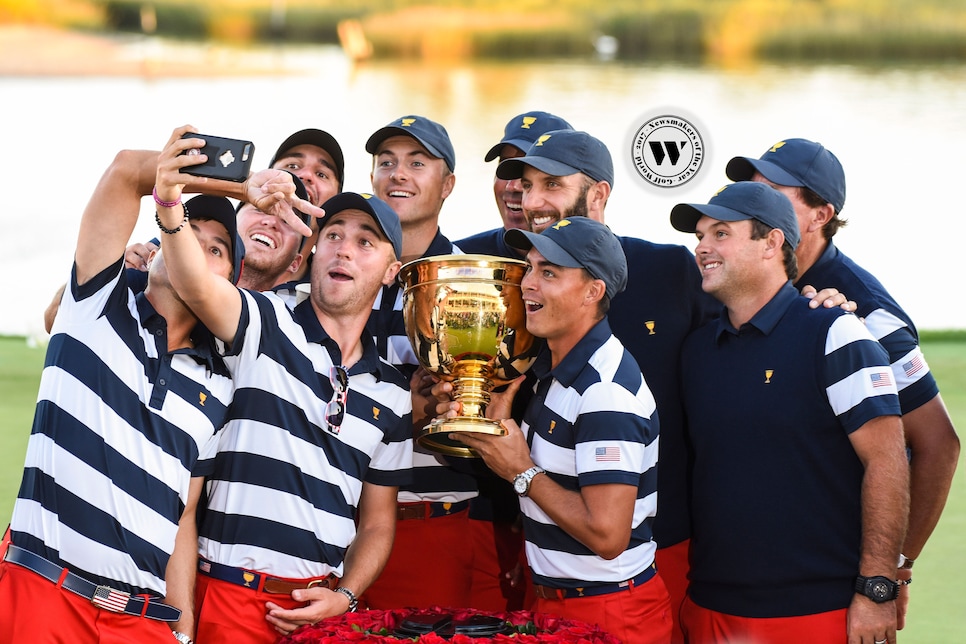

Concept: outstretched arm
[[153, 125, 320, 342]]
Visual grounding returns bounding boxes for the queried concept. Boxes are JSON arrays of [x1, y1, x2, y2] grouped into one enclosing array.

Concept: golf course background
[[1, 333, 963, 639]]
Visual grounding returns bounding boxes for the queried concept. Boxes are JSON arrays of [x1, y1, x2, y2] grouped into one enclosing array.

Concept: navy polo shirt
[[681, 283, 901, 618], [455, 227, 521, 258]]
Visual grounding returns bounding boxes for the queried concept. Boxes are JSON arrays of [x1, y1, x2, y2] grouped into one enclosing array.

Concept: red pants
[[467, 518, 529, 611], [533, 572, 672, 644], [655, 539, 690, 644], [362, 509, 473, 610], [0, 560, 176, 644], [680, 594, 848, 643], [195, 572, 314, 644]]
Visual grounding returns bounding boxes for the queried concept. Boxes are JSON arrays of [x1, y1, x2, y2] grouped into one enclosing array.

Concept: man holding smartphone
[[154, 125, 414, 644], [0, 140, 245, 643]]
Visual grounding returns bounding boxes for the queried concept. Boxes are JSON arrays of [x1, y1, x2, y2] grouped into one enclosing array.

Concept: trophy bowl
[[398, 254, 540, 457]]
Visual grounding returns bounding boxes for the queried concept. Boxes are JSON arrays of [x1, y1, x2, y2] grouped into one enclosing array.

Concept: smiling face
[[272, 143, 341, 207], [693, 215, 776, 303], [520, 166, 592, 233], [519, 247, 603, 360], [370, 135, 454, 230], [311, 209, 402, 317], [492, 144, 528, 231], [234, 203, 302, 289]]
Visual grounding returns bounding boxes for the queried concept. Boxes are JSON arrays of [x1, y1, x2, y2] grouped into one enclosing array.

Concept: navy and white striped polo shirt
[[796, 242, 939, 413], [682, 283, 902, 618], [366, 231, 479, 504], [520, 319, 660, 589], [198, 290, 413, 579], [11, 260, 231, 597]]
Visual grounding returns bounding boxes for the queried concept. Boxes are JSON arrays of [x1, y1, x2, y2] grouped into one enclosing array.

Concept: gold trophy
[[398, 255, 540, 457]]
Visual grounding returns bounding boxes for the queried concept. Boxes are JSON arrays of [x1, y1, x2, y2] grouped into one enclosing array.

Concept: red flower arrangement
[[279, 607, 621, 644]]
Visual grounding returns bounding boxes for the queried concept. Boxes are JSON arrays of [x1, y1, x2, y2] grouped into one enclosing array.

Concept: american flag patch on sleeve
[[870, 372, 893, 388], [92, 585, 131, 612], [902, 356, 924, 377], [595, 446, 621, 462]]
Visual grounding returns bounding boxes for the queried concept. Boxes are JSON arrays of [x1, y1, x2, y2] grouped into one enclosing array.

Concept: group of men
[[0, 108, 958, 644]]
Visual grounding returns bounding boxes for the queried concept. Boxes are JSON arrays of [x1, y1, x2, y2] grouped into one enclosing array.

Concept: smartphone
[[179, 133, 254, 182]]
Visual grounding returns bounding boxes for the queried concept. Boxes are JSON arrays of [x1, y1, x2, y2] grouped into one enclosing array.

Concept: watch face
[[513, 476, 527, 494], [871, 580, 890, 601]]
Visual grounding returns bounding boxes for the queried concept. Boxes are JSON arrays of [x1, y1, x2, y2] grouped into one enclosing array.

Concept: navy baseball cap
[[725, 138, 846, 213], [319, 192, 404, 260], [365, 115, 456, 172], [484, 111, 574, 162], [184, 194, 246, 284], [505, 217, 627, 300], [496, 130, 614, 186], [269, 128, 345, 191], [670, 181, 801, 249]]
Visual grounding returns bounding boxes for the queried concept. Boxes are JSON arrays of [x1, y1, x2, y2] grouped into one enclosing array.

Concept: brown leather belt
[[198, 557, 336, 595], [396, 500, 470, 520]]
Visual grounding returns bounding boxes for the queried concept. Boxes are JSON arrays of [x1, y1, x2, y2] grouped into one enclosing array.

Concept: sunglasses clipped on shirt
[[325, 365, 349, 436]]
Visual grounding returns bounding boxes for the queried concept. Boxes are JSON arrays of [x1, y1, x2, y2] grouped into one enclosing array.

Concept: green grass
[[1, 334, 963, 638]]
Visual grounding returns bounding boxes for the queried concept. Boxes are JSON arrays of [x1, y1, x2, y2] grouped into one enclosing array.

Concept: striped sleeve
[[824, 314, 901, 433]]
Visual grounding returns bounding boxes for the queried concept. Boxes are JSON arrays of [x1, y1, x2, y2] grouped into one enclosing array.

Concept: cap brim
[[670, 202, 753, 233], [270, 129, 345, 188], [319, 192, 402, 259], [484, 138, 530, 162], [366, 126, 445, 162], [496, 155, 580, 180], [504, 229, 582, 268], [725, 156, 802, 188]]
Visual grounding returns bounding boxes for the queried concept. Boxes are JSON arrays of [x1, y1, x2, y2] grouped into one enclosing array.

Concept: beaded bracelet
[[153, 186, 181, 209], [156, 202, 189, 235]]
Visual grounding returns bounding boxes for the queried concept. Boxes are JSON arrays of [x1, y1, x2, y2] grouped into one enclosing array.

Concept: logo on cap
[[552, 219, 571, 231], [362, 192, 374, 199], [535, 134, 552, 147], [522, 116, 536, 129], [401, 118, 416, 127], [629, 112, 706, 190], [768, 141, 786, 154]]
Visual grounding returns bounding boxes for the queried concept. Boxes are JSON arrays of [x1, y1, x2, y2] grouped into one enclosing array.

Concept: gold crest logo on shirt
[[549, 420, 556, 435], [645, 320, 656, 335], [243, 572, 255, 587], [765, 369, 774, 384], [372, 407, 381, 420], [199, 392, 207, 406]]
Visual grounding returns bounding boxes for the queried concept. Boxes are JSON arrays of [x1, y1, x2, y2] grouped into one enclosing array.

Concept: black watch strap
[[854, 575, 899, 603]]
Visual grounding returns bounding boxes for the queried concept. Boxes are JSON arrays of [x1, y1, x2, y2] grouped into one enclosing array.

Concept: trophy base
[[417, 416, 507, 458]]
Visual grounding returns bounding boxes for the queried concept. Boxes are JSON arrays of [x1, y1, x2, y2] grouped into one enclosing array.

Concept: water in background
[[2, 42, 964, 336]]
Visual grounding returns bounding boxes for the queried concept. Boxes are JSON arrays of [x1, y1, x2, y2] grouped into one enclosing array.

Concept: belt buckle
[[91, 585, 132, 613], [306, 577, 328, 590]]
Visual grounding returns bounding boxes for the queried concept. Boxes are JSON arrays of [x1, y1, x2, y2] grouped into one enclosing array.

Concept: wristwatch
[[334, 586, 358, 612], [172, 632, 194, 644], [513, 466, 545, 497], [854, 575, 900, 603], [897, 554, 915, 570]]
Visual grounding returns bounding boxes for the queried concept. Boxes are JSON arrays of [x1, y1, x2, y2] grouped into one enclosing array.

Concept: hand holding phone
[[179, 132, 254, 182]]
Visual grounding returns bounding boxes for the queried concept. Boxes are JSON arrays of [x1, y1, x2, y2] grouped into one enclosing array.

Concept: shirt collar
[[293, 298, 387, 379], [714, 281, 800, 342], [533, 317, 614, 388]]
